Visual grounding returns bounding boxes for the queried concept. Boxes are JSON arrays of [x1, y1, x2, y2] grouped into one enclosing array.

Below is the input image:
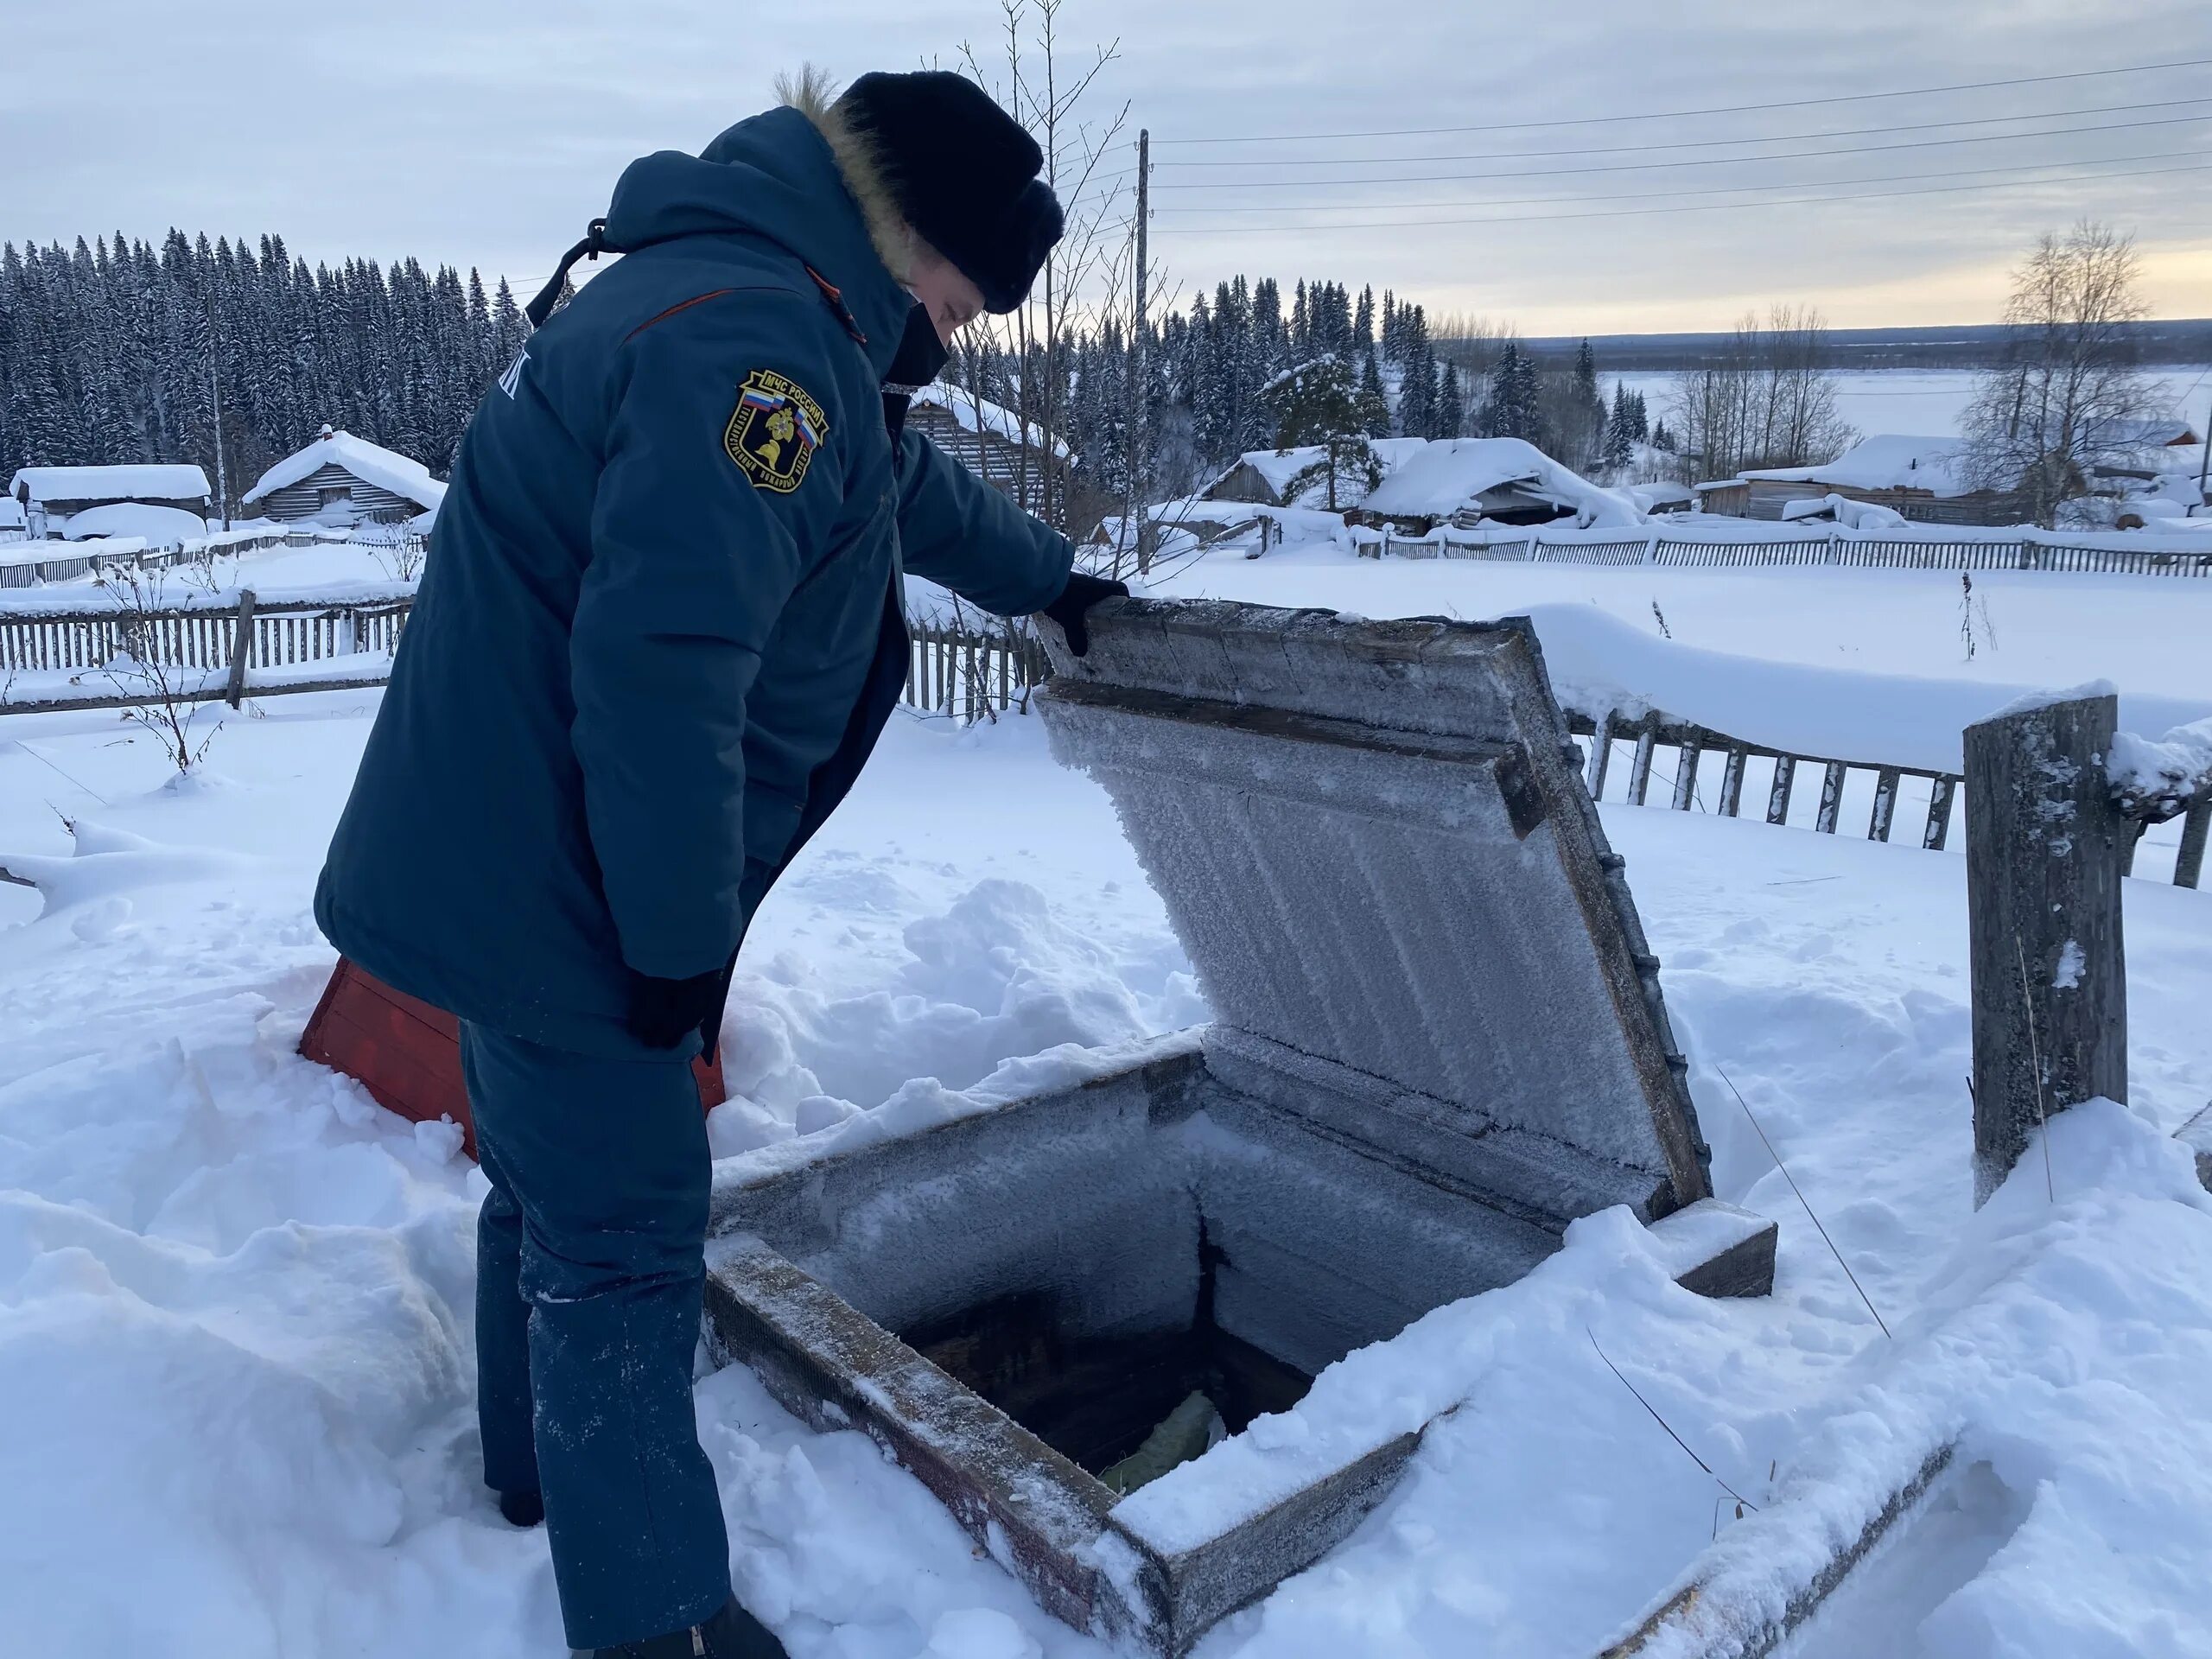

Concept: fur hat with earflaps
[[815, 70, 1065, 315]]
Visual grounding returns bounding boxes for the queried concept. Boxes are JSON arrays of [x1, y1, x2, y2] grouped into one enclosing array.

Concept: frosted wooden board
[[1039, 599, 1710, 1217]]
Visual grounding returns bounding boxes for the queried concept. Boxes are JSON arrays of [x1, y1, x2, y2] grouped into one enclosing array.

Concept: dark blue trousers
[[462, 1021, 730, 1651]]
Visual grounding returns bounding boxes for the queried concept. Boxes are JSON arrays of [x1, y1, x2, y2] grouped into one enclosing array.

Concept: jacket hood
[[601, 106, 915, 374]]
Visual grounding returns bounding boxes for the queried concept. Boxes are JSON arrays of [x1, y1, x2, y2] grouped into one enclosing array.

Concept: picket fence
[[1363, 525, 2212, 577], [0, 590, 1048, 726], [3, 589, 2201, 888]]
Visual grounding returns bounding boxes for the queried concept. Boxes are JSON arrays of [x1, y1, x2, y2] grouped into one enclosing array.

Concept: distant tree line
[[4, 229, 1871, 536], [0, 231, 531, 508]]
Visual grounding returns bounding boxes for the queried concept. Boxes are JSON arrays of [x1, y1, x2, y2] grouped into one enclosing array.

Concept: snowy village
[[3, 7, 2211, 1659]]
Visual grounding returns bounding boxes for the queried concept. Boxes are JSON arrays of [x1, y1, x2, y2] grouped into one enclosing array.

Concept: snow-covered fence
[[0, 523, 412, 590], [0, 586, 413, 714], [1365, 523, 2212, 577], [903, 623, 1050, 721], [1571, 706, 2208, 890]]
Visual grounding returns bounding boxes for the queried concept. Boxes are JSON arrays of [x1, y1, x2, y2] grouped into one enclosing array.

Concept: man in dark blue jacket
[[315, 68, 1120, 1658]]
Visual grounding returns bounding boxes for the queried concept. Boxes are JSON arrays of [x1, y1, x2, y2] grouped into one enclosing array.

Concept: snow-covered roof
[[61, 502, 208, 543], [1625, 480, 1695, 512], [240, 428, 447, 510], [1207, 436, 1428, 505], [2086, 416, 2200, 448], [10, 464, 211, 505], [1362, 437, 1641, 529], [1780, 493, 1908, 530], [1740, 435, 1967, 496], [908, 384, 1071, 460]]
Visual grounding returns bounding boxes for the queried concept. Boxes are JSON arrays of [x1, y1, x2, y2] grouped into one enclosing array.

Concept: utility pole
[[2198, 391, 2209, 512], [1128, 127, 1154, 576], [204, 289, 231, 531]]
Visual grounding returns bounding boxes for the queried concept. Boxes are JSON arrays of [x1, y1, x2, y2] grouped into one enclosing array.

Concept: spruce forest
[[0, 234, 1661, 525]]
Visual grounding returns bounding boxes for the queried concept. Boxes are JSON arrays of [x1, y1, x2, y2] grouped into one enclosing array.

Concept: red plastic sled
[[299, 957, 727, 1160]]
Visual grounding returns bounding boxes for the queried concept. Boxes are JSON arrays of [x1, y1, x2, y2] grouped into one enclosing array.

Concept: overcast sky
[[8, 0, 2209, 335]]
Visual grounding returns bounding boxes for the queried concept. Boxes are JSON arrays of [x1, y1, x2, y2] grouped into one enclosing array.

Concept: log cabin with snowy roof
[[905, 383, 1068, 516], [1731, 435, 2027, 525], [241, 427, 447, 529], [7, 464, 212, 539]]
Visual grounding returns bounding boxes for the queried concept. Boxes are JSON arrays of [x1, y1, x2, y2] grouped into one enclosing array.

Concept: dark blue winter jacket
[[315, 105, 1073, 1057]]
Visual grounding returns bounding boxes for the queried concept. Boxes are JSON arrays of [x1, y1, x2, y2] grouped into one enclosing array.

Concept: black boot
[[575, 1598, 789, 1659], [496, 1489, 544, 1528]]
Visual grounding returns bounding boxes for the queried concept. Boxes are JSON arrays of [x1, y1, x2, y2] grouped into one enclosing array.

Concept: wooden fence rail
[[1567, 708, 2206, 890], [4, 594, 2201, 890]]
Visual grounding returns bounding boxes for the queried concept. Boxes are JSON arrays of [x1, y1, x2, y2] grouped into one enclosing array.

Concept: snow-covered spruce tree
[[1562, 337, 1605, 465], [1353, 284, 1374, 351], [1262, 353, 1378, 511], [1434, 360, 1465, 439], [1602, 383, 1636, 472], [1355, 351, 1391, 438], [1395, 303, 1436, 437], [1481, 340, 1545, 444]]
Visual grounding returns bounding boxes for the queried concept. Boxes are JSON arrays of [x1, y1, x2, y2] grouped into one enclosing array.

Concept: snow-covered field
[[1610, 365, 2212, 447], [3, 538, 2212, 1656]]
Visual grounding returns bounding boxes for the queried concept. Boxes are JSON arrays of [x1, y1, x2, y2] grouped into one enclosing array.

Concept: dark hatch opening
[[899, 1220, 1315, 1479]]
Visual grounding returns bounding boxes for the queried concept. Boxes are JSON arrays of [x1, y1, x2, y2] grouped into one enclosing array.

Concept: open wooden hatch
[[702, 599, 1776, 1656]]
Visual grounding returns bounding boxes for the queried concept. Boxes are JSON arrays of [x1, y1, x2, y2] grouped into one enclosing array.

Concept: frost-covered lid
[[1038, 598, 1711, 1220]]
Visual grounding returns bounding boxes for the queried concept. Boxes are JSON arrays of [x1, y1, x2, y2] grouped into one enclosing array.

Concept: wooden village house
[[241, 427, 446, 528], [905, 385, 1068, 516], [7, 464, 212, 539], [1729, 435, 2025, 525]]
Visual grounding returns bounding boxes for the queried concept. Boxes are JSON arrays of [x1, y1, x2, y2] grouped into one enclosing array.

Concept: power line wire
[[1163, 158, 2212, 234], [1154, 55, 2212, 145], [1154, 148, 2207, 217], [1150, 112, 2212, 190], [1150, 95, 2212, 169]]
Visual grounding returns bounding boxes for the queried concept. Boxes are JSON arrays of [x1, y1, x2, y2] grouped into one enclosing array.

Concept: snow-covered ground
[[3, 547, 2211, 1655]]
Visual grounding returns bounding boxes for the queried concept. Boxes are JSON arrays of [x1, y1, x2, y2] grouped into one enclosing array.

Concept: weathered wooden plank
[[1964, 693, 2130, 1205], [223, 589, 257, 709], [2176, 796, 2209, 890], [1586, 712, 1614, 800], [1627, 730, 1656, 806], [1765, 754, 1796, 824], [1868, 767, 1901, 842], [1670, 735, 1702, 810], [1923, 775, 1956, 850], [1815, 760, 1847, 834], [1716, 747, 1746, 817]]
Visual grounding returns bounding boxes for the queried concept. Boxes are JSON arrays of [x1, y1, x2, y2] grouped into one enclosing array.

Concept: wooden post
[[1964, 693, 2129, 1205], [1766, 755, 1796, 825], [1717, 747, 1747, 817], [1815, 760, 1847, 833], [224, 589, 257, 709], [1923, 776, 1956, 850], [1585, 713, 1614, 800], [1626, 729, 1656, 806], [2176, 796, 2209, 890], [1670, 734, 1702, 810], [1868, 768, 1901, 842]]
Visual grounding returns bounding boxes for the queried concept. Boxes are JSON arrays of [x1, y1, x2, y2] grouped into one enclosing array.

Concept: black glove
[[625, 965, 728, 1052], [1039, 571, 1128, 658]]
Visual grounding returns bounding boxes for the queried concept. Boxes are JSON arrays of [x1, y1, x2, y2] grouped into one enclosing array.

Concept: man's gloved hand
[[625, 966, 727, 1051], [1039, 571, 1128, 658]]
